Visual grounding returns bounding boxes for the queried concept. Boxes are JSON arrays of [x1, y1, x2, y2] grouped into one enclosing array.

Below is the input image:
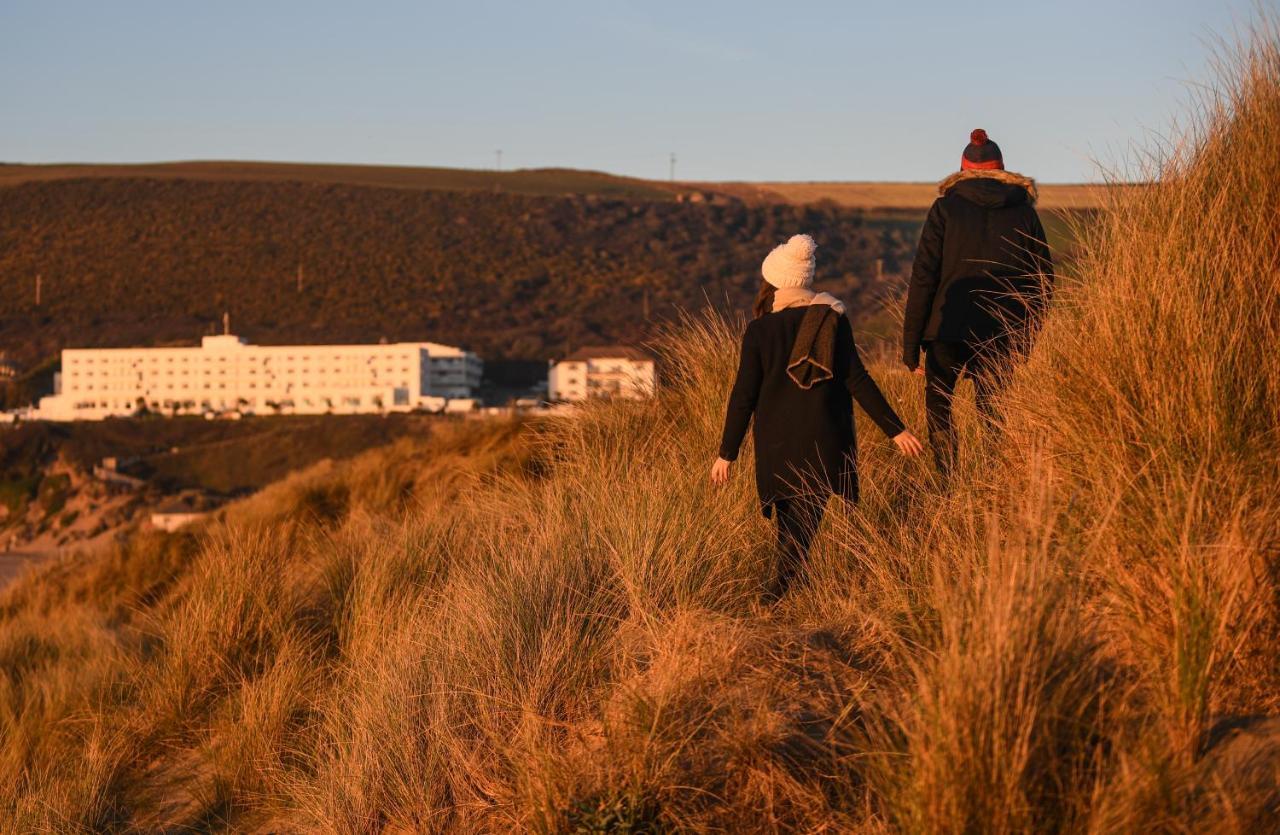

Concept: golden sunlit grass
[[3, 24, 1280, 834], [707, 180, 1117, 211]]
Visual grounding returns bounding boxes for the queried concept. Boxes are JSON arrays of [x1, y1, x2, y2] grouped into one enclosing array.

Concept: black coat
[[902, 170, 1055, 368], [719, 307, 905, 514]]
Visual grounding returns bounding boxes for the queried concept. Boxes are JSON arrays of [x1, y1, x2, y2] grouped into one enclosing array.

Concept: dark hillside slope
[[0, 178, 917, 370]]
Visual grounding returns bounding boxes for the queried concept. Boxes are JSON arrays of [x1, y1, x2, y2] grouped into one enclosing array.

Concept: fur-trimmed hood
[[938, 169, 1038, 205]]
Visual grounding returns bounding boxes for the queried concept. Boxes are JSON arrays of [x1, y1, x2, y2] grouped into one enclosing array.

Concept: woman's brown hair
[[752, 279, 776, 319]]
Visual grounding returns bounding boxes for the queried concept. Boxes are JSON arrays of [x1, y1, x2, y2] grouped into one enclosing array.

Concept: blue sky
[[0, 0, 1261, 182]]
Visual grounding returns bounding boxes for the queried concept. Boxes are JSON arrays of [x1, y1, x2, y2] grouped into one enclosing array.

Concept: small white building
[[150, 504, 209, 532], [548, 346, 656, 402], [36, 333, 482, 421], [149, 492, 222, 532]]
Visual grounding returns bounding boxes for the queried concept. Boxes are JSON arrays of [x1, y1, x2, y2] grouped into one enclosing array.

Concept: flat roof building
[[37, 333, 482, 421], [149, 491, 223, 532], [548, 346, 655, 402]]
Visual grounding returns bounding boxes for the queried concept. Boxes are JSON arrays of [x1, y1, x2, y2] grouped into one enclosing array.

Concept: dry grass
[[703, 180, 1119, 211], [3, 25, 1280, 834], [0, 159, 1115, 212]]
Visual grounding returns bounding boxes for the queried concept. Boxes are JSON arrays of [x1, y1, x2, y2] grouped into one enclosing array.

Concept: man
[[902, 128, 1055, 476]]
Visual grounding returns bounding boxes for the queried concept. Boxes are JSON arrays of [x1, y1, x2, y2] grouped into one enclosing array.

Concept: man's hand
[[710, 457, 733, 486], [913, 366, 925, 377], [892, 430, 925, 457]]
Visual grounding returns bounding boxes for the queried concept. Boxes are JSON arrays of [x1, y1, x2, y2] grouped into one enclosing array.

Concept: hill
[[0, 160, 678, 201], [0, 174, 930, 392], [1, 29, 1278, 831], [0, 160, 1113, 210], [707, 179, 1117, 211], [0, 413, 445, 577]]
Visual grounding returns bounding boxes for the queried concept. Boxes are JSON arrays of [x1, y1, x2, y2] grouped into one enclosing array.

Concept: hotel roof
[[560, 345, 654, 362]]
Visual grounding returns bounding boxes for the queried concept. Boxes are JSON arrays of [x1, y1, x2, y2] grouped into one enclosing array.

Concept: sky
[[0, 0, 1264, 183]]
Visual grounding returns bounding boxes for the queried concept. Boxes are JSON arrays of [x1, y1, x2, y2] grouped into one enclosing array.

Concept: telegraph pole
[[495, 149, 502, 171], [669, 152, 677, 182]]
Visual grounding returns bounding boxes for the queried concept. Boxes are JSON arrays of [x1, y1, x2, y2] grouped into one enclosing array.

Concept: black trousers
[[924, 341, 1011, 476], [767, 494, 828, 601]]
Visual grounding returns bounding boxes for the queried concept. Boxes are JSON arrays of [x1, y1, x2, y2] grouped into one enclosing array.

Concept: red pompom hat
[[961, 129, 1004, 171]]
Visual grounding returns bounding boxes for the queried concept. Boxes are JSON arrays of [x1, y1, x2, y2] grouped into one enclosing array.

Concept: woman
[[711, 234, 923, 599]]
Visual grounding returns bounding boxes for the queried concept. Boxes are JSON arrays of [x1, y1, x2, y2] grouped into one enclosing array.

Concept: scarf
[[772, 286, 846, 315], [773, 287, 845, 389]]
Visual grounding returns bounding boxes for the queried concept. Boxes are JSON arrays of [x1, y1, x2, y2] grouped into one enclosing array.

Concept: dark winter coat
[[902, 169, 1055, 368], [719, 307, 905, 514]]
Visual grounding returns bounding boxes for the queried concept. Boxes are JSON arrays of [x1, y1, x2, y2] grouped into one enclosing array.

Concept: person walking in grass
[[903, 129, 1056, 477], [711, 234, 924, 600]]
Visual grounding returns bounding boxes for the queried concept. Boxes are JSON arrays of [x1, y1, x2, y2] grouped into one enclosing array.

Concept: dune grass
[[3, 24, 1280, 834]]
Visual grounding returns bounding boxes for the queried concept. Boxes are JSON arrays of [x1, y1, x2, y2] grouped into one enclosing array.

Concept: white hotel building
[[548, 346, 656, 402], [36, 334, 483, 421]]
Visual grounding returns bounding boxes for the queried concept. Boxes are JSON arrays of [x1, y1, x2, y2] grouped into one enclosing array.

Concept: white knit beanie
[[761, 234, 816, 289]]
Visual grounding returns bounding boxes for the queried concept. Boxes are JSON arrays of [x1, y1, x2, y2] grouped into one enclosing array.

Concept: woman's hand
[[710, 457, 733, 486], [892, 430, 925, 457]]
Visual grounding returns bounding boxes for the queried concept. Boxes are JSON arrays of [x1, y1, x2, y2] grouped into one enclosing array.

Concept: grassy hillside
[[710, 179, 1116, 211], [0, 160, 1112, 210], [4, 29, 1276, 835], [0, 161, 678, 201], [2, 414, 440, 491], [0, 414, 445, 558], [0, 160, 1096, 396], [0, 177, 923, 378]]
